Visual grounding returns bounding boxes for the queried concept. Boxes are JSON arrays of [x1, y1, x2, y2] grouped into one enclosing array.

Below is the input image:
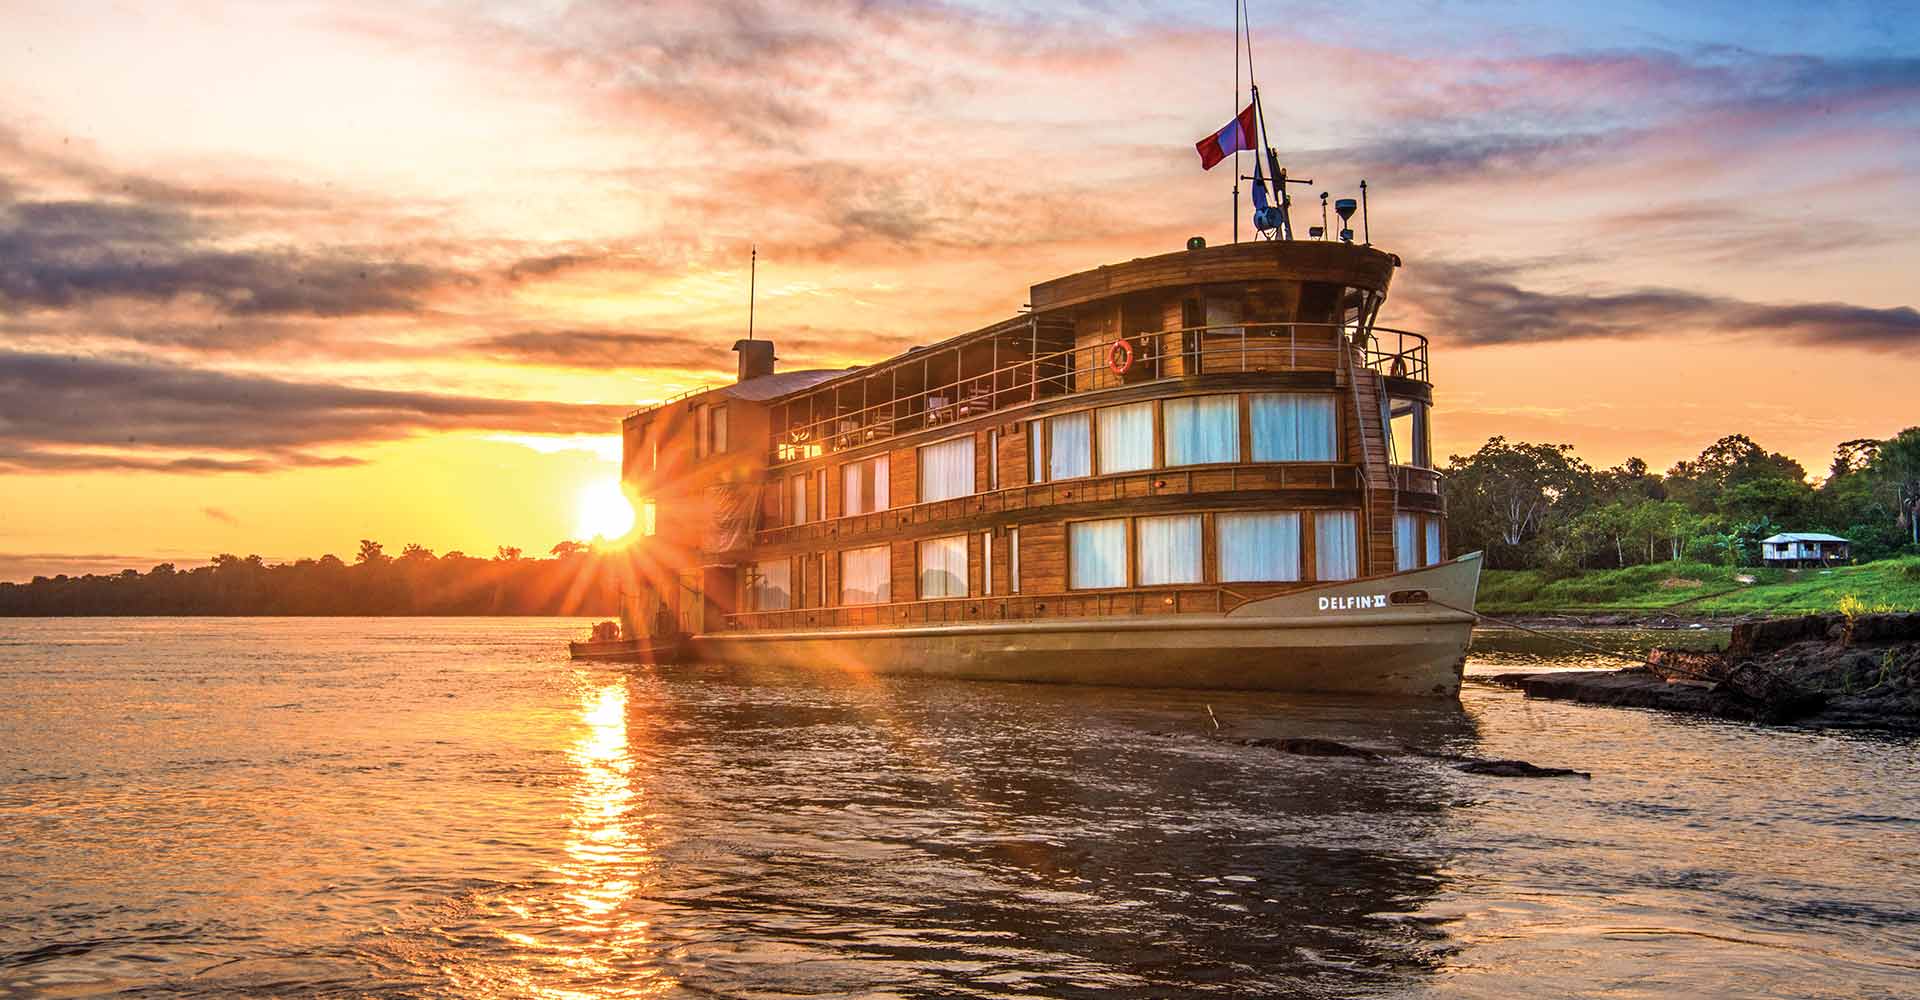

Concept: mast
[[1232, 0, 1240, 243], [747, 244, 757, 341]]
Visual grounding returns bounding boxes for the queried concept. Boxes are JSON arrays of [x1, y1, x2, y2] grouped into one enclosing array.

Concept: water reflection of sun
[[546, 676, 676, 996]]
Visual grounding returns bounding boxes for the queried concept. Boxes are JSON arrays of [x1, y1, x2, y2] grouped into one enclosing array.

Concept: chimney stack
[[732, 339, 775, 382]]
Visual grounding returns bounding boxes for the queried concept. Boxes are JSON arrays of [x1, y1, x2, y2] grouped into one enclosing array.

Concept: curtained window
[[1048, 412, 1091, 481], [840, 545, 891, 605], [918, 535, 968, 598], [1097, 402, 1155, 474], [1217, 512, 1301, 581], [790, 475, 808, 526], [1315, 511, 1359, 581], [988, 430, 1000, 489], [711, 405, 728, 455], [1163, 395, 1240, 466], [1136, 515, 1202, 585], [1395, 513, 1419, 571], [982, 532, 994, 595], [841, 455, 891, 515], [639, 499, 658, 537], [1028, 420, 1043, 483], [749, 560, 791, 611], [1069, 518, 1127, 589], [1425, 518, 1442, 565], [694, 405, 711, 458], [918, 436, 975, 502], [1010, 527, 1022, 593], [1249, 393, 1338, 461]]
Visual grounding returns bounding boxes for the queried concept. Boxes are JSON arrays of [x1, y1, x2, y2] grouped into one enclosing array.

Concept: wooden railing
[[725, 584, 1259, 632], [1391, 465, 1442, 495], [766, 322, 1429, 466], [755, 462, 1364, 548]]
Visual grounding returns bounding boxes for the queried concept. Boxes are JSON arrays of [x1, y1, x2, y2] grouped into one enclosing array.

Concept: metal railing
[[765, 322, 1428, 466]]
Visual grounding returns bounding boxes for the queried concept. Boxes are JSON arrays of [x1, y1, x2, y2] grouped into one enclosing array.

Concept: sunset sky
[[3, 0, 1916, 580]]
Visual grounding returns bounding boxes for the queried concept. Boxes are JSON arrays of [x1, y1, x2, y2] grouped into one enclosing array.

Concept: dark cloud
[[0, 197, 457, 316], [202, 506, 239, 525], [474, 330, 715, 369], [0, 350, 625, 473], [1403, 260, 1920, 350]]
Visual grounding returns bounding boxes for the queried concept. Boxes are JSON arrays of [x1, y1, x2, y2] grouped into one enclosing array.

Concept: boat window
[[711, 404, 729, 455], [1010, 527, 1022, 593], [1068, 518, 1127, 589], [1163, 395, 1240, 466], [1314, 511, 1360, 581], [749, 560, 791, 611], [1425, 517, 1443, 565], [918, 535, 968, 599], [1136, 514, 1202, 585], [1028, 420, 1044, 483], [1249, 393, 1338, 462], [841, 454, 891, 515], [1395, 513, 1420, 572], [982, 531, 994, 595], [988, 430, 1000, 490], [1389, 398, 1432, 468], [1217, 512, 1301, 582], [694, 404, 711, 458], [1096, 402, 1155, 474], [840, 545, 891, 605], [1205, 296, 1243, 338], [918, 436, 975, 503], [1048, 411, 1092, 481], [639, 499, 658, 537], [790, 475, 808, 526]]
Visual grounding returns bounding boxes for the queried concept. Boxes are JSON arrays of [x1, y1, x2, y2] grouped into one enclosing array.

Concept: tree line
[[0, 540, 629, 616], [1444, 427, 1920, 572]]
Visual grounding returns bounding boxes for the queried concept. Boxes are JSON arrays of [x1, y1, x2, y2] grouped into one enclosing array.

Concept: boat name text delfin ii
[[593, 236, 1482, 696]]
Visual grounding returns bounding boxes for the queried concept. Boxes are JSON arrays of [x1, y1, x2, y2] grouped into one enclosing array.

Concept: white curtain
[[1250, 393, 1337, 461], [1315, 510, 1359, 581], [840, 545, 891, 605], [1069, 519, 1126, 589], [1028, 420, 1044, 483], [918, 535, 968, 598], [1217, 512, 1301, 582], [1163, 395, 1240, 466], [1097, 402, 1154, 474], [750, 560, 791, 611], [918, 436, 975, 502], [1425, 518, 1442, 565], [841, 455, 891, 515], [1395, 513, 1419, 571], [1136, 515, 1201, 585], [982, 531, 994, 595], [790, 475, 808, 525], [1010, 527, 1022, 593], [1049, 411, 1091, 480]]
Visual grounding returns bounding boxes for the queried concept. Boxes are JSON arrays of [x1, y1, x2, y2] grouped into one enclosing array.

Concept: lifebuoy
[[1108, 337, 1134, 375]]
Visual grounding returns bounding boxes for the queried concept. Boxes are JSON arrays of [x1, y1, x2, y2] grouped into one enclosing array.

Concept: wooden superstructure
[[608, 239, 1469, 694]]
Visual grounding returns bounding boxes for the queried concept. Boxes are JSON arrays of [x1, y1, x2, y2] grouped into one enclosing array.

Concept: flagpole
[[1232, 0, 1240, 244], [1242, 0, 1290, 240], [748, 244, 756, 341]]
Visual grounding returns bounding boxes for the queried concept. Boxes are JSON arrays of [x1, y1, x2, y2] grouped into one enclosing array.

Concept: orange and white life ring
[[1108, 337, 1135, 375]]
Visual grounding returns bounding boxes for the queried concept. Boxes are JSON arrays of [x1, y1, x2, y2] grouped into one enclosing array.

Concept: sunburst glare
[[574, 481, 635, 541]]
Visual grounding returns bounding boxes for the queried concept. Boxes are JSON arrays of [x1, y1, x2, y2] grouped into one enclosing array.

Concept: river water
[[1, 618, 1914, 999]]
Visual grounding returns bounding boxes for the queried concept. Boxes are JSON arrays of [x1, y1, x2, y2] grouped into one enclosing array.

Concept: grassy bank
[[1480, 558, 1920, 616]]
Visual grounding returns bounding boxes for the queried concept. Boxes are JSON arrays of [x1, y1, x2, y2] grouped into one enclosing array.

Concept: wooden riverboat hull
[[688, 553, 1482, 696]]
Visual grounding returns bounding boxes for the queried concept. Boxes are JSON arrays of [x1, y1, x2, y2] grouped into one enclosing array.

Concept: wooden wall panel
[[891, 445, 916, 507], [892, 540, 915, 603], [1019, 522, 1067, 594], [1002, 426, 1028, 488]]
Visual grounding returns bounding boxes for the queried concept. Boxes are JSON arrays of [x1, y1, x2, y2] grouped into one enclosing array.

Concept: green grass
[[1480, 557, 1920, 615]]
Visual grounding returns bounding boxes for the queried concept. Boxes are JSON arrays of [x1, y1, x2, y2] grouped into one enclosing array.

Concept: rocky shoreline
[[1489, 613, 1920, 732]]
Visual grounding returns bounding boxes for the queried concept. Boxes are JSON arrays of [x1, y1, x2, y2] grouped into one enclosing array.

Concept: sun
[[574, 481, 636, 541]]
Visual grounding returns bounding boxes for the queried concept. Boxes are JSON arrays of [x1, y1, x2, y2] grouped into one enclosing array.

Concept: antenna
[[1319, 192, 1328, 239], [1359, 180, 1370, 245], [747, 244, 757, 341]]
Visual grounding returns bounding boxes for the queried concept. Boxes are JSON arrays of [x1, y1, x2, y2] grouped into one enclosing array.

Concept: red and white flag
[[1194, 104, 1257, 170]]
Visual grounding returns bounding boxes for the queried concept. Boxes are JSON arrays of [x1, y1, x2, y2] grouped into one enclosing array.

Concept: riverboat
[[591, 235, 1481, 696]]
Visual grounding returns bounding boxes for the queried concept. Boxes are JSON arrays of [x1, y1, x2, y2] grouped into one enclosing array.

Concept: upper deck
[[735, 240, 1422, 468]]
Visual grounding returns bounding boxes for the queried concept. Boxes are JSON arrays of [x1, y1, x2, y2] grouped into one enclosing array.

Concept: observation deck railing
[[765, 322, 1428, 466]]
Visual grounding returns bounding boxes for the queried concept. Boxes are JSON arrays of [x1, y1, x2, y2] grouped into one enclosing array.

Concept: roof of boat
[[721, 369, 845, 401]]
